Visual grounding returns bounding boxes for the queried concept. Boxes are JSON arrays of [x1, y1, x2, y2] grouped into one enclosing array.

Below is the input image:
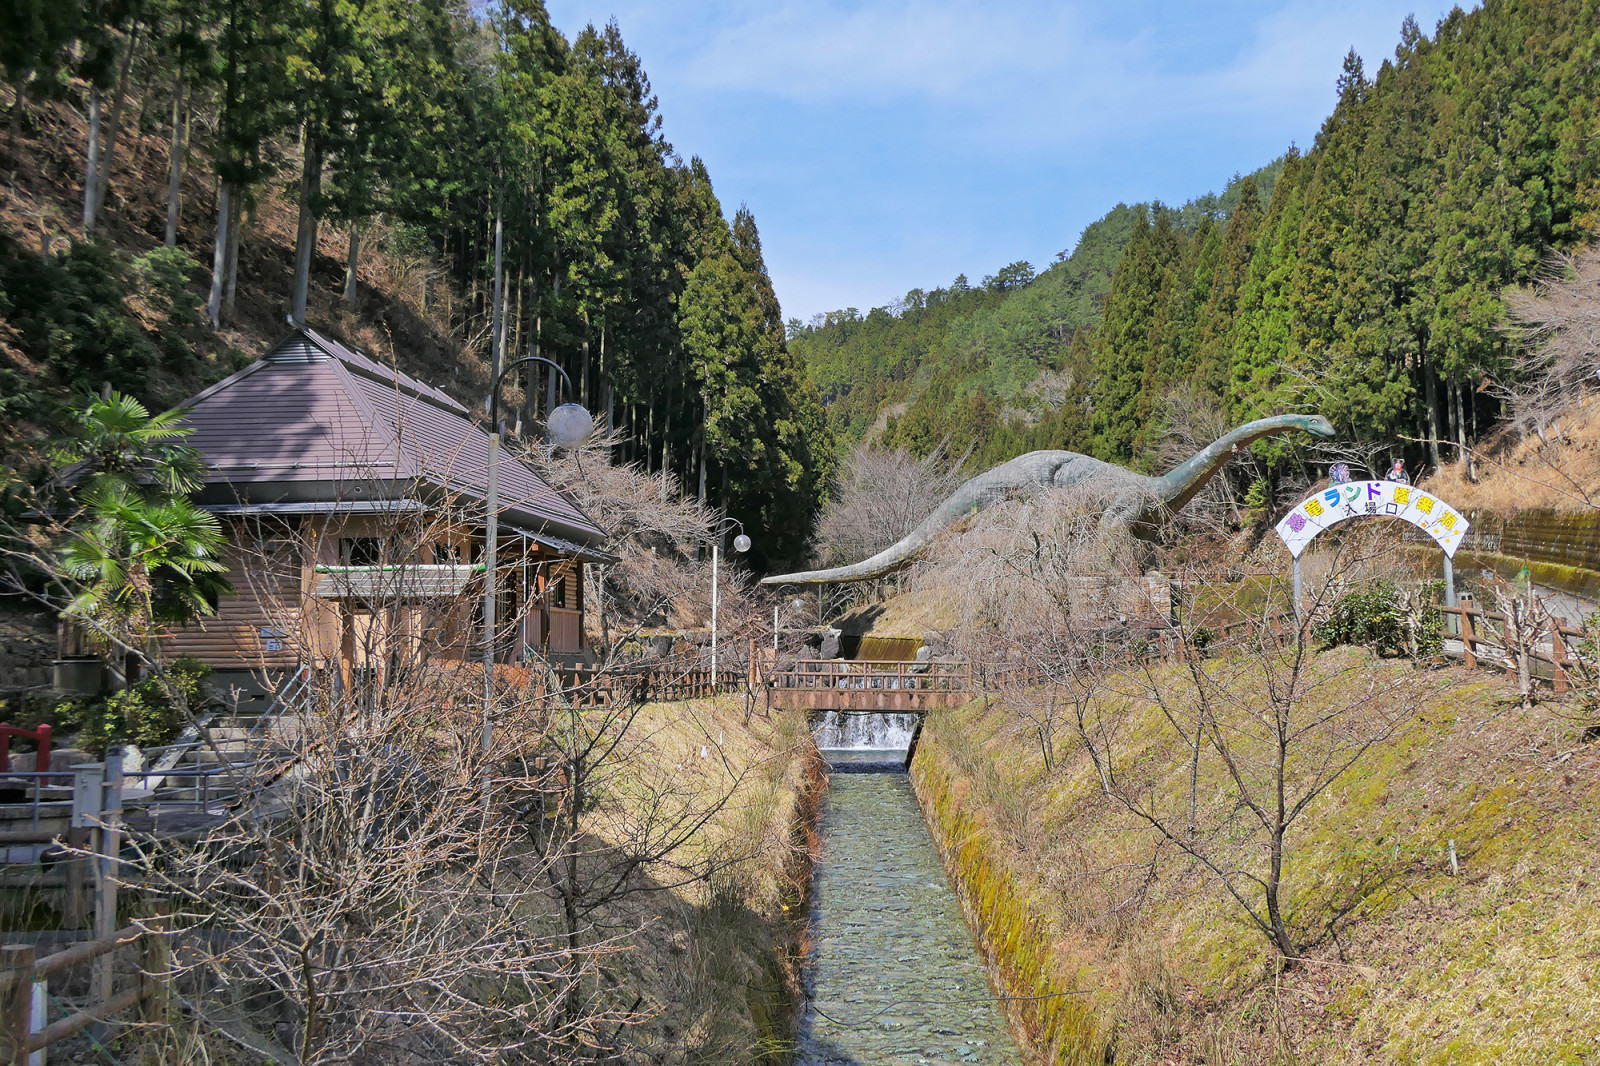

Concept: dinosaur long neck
[[1151, 415, 1319, 515]]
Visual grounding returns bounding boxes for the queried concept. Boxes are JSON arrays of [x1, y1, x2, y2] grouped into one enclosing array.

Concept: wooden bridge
[[759, 658, 1039, 713]]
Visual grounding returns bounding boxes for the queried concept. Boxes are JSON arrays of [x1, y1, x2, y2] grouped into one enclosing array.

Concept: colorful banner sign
[[1274, 480, 1469, 559]]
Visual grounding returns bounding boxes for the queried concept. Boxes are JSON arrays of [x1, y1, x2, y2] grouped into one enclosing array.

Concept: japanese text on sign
[[1273, 480, 1469, 559]]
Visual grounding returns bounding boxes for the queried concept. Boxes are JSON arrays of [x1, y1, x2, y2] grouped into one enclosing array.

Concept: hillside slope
[[0, 97, 486, 433], [913, 656, 1599, 1065]]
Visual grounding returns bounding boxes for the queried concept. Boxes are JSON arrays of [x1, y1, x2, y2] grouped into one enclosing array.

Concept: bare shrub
[[1500, 250, 1600, 447], [1073, 537, 1458, 959], [1150, 385, 1240, 531], [529, 436, 765, 663], [136, 665, 627, 1063], [811, 442, 967, 567], [909, 485, 1155, 657]]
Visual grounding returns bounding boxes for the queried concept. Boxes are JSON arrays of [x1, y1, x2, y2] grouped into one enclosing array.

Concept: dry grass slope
[[1424, 394, 1600, 514], [595, 696, 823, 1064], [912, 653, 1600, 1065]]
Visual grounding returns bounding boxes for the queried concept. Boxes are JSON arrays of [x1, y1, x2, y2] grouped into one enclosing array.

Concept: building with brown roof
[[165, 326, 615, 693]]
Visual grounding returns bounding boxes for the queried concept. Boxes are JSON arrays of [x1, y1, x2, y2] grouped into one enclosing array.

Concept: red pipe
[[0, 724, 52, 774]]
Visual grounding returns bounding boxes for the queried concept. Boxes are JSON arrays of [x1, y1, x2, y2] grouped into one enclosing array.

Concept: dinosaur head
[[1300, 414, 1337, 439]]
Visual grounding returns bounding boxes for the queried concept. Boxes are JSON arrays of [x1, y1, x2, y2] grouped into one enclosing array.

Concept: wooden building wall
[[167, 514, 591, 672]]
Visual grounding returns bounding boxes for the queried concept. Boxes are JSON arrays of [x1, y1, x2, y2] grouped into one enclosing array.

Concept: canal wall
[[909, 703, 1109, 1066], [904, 661, 1600, 1065]]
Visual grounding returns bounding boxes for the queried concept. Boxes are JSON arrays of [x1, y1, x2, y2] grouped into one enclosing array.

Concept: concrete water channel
[[799, 712, 1022, 1066]]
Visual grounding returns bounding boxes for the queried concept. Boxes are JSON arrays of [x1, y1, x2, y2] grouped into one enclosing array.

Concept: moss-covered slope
[[910, 655, 1600, 1065]]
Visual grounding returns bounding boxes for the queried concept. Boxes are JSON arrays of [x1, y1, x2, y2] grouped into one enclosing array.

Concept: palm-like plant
[[44, 394, 231, 654], [60, 483, 230, 650], [50, 392, 206, 497]]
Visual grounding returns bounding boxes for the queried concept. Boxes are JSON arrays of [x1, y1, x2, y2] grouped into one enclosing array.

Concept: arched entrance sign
[[1274, 480, 1470, 613]]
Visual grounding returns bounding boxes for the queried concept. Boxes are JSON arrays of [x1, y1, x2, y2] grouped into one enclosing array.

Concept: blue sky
[[543, 1, 1464, 324]]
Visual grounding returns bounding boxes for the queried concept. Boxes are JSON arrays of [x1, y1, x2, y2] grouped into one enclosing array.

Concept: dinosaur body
[[762, 413, 1335, 586]]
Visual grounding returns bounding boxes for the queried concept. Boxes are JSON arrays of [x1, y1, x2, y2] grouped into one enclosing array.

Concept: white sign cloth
[[1274, 480, 1469, 559]]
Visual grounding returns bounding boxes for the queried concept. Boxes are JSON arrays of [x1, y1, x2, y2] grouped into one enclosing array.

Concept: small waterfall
[[813, 711, 918, 750], [813, 712, 919, 772], [856, 635, 923, 661]]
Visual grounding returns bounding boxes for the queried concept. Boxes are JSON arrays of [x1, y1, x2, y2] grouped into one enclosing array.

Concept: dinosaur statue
[[762, 413, 1336, 585]]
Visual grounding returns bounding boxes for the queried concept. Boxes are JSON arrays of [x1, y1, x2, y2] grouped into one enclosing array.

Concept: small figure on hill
[[1386, 458, 1409, 484], [1329, 461, 1351, 485]]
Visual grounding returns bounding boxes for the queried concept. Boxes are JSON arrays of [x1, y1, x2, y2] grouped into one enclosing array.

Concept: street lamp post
[[483, 356, 593, 760], [710, 518, 750, 677], [772, 586, 804, 651]]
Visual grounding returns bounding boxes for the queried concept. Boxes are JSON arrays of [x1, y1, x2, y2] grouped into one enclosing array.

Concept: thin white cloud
[[687, 2, 1095, 100], [682, 0, 1428, 145], [545, 0, 1465, 320]]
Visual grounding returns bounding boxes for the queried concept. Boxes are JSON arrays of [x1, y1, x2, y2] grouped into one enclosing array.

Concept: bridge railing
[[773, 659, 974, 693]]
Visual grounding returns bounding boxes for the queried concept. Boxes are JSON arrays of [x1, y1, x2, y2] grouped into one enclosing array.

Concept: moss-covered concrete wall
[[911, 728, 1109, 1064], [906, 659, 1600, 1065]]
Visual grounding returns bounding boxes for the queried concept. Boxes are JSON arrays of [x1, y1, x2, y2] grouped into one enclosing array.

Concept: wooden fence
[[1440, 602, 1585, 693], [490, 658, 749, 707], [0, 911, 170, 1063]]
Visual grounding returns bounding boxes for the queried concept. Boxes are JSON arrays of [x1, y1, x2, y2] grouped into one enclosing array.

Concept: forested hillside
[[0, 0, 832, 560], [800, 0, 1599, 509], [790, 164, 1283, 465]]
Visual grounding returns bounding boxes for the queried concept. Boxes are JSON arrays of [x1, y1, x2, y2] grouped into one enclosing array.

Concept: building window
[[551, 576, 567, 609], [434, 542, 461, 565], [342, 538, 382, 566]]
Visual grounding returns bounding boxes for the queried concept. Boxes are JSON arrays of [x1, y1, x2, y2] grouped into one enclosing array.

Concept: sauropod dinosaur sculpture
[[761, 413, 1336, 585]]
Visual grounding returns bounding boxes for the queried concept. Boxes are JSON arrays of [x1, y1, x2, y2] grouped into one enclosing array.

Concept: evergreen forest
[[793, 0, 1600, 507], [0, 0, 832, 560]]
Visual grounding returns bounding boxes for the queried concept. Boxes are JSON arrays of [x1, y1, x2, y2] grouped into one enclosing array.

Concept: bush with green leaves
[[1316, 580, 1405, 654], [0, 236, 159, 402], [1316, 579, 1443, 659], [131, 246, 204, 327], [75, 657, 212, 754], [1243, 477, 1272, 526]]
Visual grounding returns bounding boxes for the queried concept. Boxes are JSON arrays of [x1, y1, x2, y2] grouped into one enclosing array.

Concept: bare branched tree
[[1072, 537, 1458, 960], [811, 442, 968, 568], [1499, 250, 1600, 446], [528, 435, 766, 663], [1151, 385, 1240, 530]]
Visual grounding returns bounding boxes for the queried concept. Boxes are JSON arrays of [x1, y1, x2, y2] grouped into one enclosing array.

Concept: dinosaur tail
[[758, 538, 926, 586]]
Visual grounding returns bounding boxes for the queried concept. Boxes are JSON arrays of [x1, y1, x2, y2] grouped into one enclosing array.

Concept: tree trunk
[[164, 75, 185, 247], [697, 400, 707, 504], [91, 25, 141, 227], [489, 201, 505, 384], [511, 266, 524, 361], [1422, 361, 1442, 469], [343, 224, 362, 311], [207, 179, 231, 328], [1446, 377, 1460, 458], [661, 377, 676, 482], [222, 194, 241, 318], [82, 87, 102, 230], [291, 134, 323, 325], [600, 327, 614, 434], [580, 330, 590, 409]]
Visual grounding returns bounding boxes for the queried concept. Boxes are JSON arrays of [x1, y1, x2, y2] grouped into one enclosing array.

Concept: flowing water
[[800, 713, 1022, 1066]]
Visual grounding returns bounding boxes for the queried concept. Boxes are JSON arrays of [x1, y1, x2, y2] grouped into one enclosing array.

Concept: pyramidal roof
[[176, 326, 607, 545]]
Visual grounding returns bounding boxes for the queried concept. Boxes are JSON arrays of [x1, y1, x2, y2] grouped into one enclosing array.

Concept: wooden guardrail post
[[1548, 616, 1570, 695], [138, 904, 171, 1026], [62, 826, 88, 931], [92, 750, 123, 1019], [1, 944, 34, 1065], [1459, 605, 1478, 670]]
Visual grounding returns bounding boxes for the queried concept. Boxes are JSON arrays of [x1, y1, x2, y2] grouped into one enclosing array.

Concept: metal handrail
[[0, 771, 78, 832]]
